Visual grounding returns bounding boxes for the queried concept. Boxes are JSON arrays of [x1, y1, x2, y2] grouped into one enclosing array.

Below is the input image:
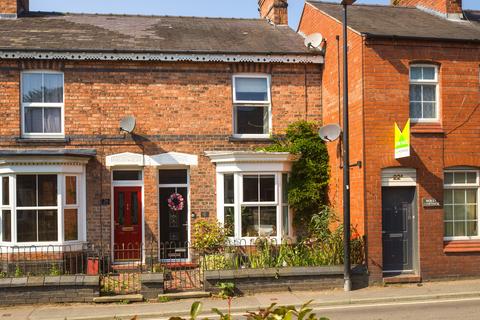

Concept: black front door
[[159, 187, 188, 260], [382, 187, 415, 273]]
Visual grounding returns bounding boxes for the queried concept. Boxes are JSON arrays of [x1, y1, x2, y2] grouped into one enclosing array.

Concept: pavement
[[2, 278, 480, 320]]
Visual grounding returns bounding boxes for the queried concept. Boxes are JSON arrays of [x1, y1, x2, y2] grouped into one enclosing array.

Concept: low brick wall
[[140, 273, 164, 300], [0, 275, 100, 305], [205, 266, 367, 294]]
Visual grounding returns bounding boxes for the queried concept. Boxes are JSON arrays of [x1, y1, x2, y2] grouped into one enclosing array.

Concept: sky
[[30, 0, 480, 30]]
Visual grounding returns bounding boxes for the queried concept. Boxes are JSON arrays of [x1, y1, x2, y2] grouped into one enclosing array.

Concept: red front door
[[114, 187, 142, 261]]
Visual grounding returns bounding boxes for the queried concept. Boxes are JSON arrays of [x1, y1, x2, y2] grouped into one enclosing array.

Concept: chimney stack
[[392, 0, 463, 18], [258, 0, 288, 25], [0, 0, 29, 19]]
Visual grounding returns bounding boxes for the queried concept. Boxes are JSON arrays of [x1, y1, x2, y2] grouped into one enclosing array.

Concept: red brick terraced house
[[0, 0, 323, 265], [299, 0, 480, 282]]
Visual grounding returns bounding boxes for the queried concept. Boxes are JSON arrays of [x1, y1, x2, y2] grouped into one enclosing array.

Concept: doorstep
[[93, 294, 144, 303], [158, 291, 211, 301], [383, 274, 422, 284]]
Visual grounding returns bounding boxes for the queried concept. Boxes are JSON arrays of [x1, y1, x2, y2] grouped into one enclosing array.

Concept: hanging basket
[[167, 192, 185, 212]]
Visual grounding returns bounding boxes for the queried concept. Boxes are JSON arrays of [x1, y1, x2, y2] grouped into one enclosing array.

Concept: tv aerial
[[319, 124, 341, 142], [119, 115, 136, 134]]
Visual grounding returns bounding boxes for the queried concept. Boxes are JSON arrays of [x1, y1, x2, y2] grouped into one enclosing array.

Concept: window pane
[[445, 222, 453, 237], [467, 221, 477, 236], [259, 206, 277, 237], [64, 208, 78, 241], [65, 176, 77, 205], [282, 206, 289, 237], [22, 73, 43, 103], [118, 192, 124, 226], [454, 205, 466, 221], [24, 107, 43, 133], [44, 74, 63, 103], [38, 210, 58, 242], [158, 170, 187, 184], [454, 221, 466, 237], [422, 102, 435, 118], [467, 172, 477, 184], [444, 189, 453, 205], [444, 172, 454, 185], [131, 192, 139, 225], [243, 175, 259, 202], [410, 102, 422, 119], [453, 189, 465, 204], [224, 207, 235, 237], [224, 174, 234, 204], [113, 170, 142, 181], [38, 175, 57, 206], [2, 210, 11, 242], [282, 174, 288, 204], [467, 205, 477, 220], [259, 175, 275, 202], [241, 206, 258, 237], [43, 107, 61, 133], [466, 189, 477, 204], [409, 85, 421, 101], [235, 77, 268, 102], [422, 85, 436, 101], [454, 172, 466, 184], [2, 177, 9, 206], [17, 175, 37, 207], [410, 67, 422, 80], [236, 106, 267, 134], [423, 67, 435, 80], [444, 205, 453, 220], [17, 210, 37, 242]]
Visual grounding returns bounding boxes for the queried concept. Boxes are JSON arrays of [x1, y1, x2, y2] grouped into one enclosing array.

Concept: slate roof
[[307, 1, 480, 42], [0, 12, 315, 55]]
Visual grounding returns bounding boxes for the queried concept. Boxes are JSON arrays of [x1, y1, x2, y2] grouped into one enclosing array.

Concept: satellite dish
[[319, 124, 342, 142], [304, 33, 324, 49], [119, 116, 136, 133]]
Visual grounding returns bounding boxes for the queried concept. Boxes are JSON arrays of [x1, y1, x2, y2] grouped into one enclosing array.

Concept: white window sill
[[230, 134, 271, 141]]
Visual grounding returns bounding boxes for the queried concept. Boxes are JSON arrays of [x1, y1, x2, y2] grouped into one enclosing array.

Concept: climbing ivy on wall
[[262, 121, 330, 230]]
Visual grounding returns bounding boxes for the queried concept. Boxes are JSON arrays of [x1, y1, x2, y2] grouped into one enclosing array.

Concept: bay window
[[219, 172, 291, 241], [444, 170, 479, 239], [0, 172, 85, 245], [233, 75, 271, 138], [21, 71, 64, 137]]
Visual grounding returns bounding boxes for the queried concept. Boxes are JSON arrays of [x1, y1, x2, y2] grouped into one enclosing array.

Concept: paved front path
[[2, 278, 480, 320]]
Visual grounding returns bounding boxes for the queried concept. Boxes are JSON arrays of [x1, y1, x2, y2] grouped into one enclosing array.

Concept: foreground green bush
[[169, 301, 329, 320]]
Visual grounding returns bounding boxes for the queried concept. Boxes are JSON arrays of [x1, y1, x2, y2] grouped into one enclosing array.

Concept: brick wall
[[0, 0, 17, 15], [0, 59, 322, 247], [299, 2, 480, 282], [298, 3, 366, 236], [363, 38, 480, 280]]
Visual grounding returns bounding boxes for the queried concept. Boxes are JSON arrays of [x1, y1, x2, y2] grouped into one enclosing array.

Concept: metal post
[[342, 2, 352, 292]]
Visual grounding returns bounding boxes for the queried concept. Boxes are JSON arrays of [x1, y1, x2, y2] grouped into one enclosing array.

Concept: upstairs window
[[409, 65, 439, 122], [21, 71, 64, 137], [233, 75, 271, 137]]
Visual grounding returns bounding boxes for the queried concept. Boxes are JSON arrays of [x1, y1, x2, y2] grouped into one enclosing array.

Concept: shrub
[[191, 220, 229, 253]]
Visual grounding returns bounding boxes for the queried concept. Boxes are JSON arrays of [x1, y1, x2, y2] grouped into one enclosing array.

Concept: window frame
[[443, 169, 480, 241], [21, 70, 65, 139], [232, 74, 272, 139], [217, 171, 291, 243], [409, 64, 440, 123], [0, 172, 86, 246]]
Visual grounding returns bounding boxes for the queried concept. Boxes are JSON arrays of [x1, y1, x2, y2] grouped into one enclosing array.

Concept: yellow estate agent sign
[[394, 119, 410, 159]]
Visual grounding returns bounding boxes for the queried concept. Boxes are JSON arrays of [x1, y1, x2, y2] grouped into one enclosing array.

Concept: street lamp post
[[341, 0, 356, 292]]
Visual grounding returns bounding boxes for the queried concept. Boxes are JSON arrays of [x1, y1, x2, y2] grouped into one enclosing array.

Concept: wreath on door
[[167, 192, 185, 212]]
